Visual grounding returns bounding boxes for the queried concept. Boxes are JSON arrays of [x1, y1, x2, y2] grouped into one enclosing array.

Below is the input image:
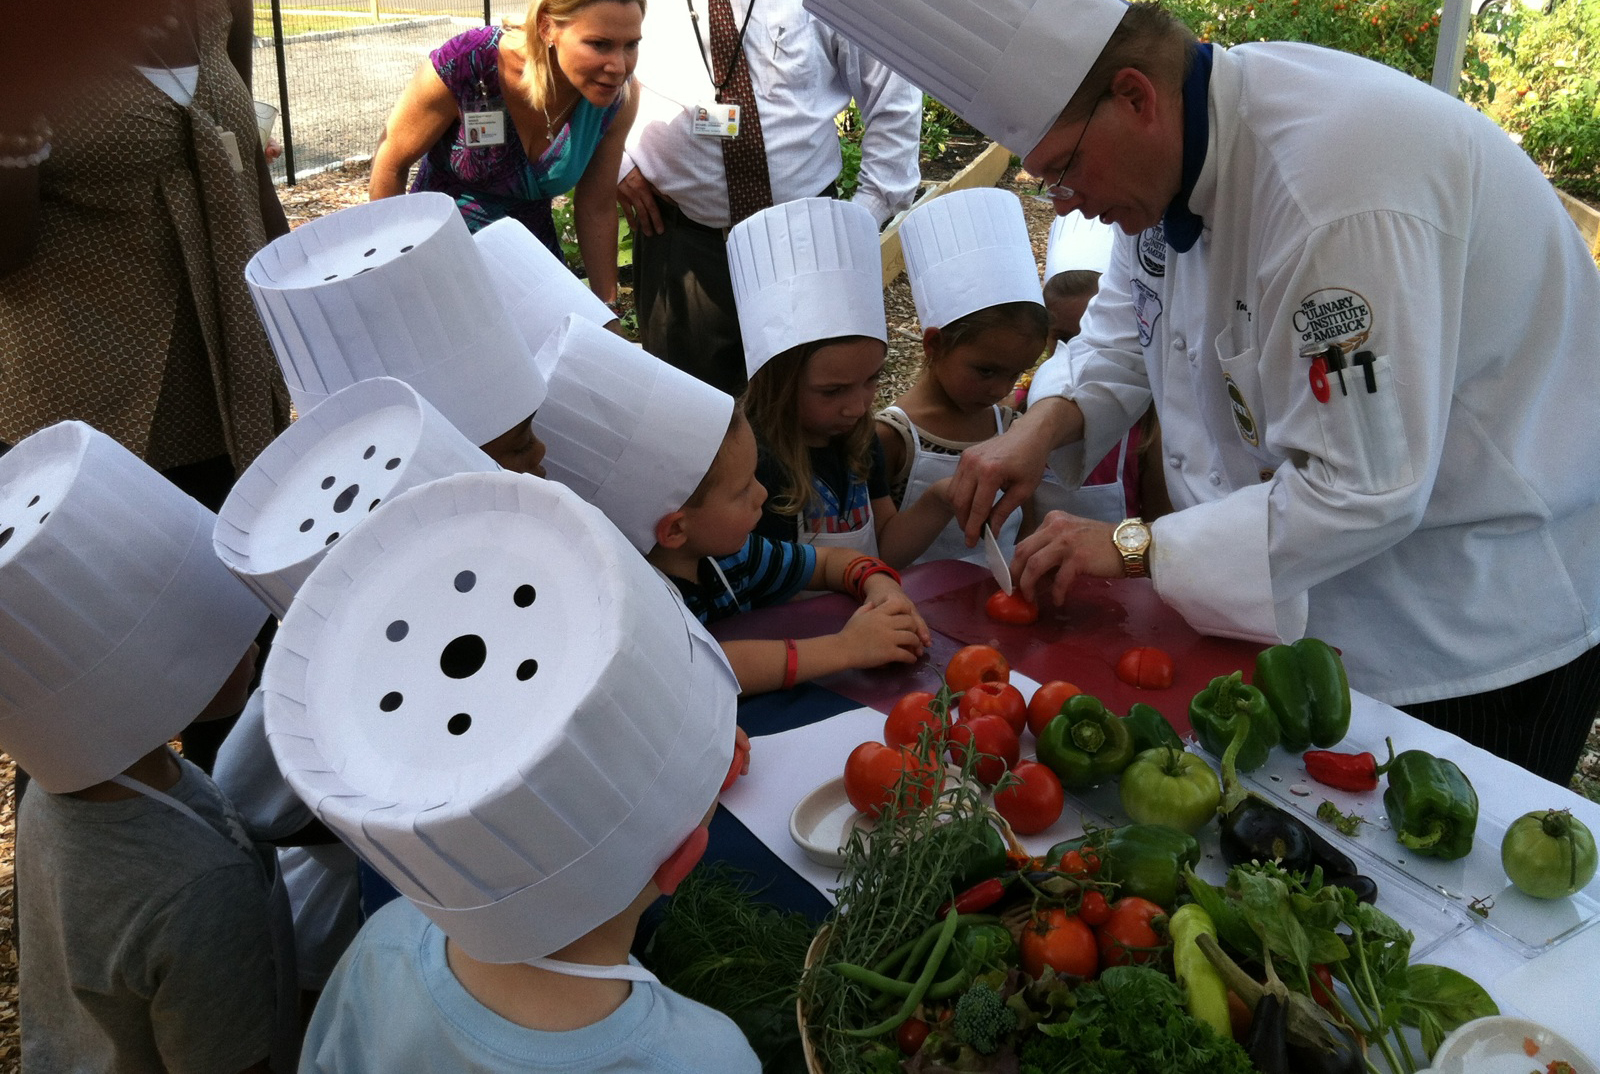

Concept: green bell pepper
[[951, 820, 1009, 890], [1048, 823, 1201, 907], [1037, 693, 1136, 790], [1122, 703, 1183, 754], [1383, 750, 1478, 860], [1190, 671, 1279, 773], [1252, 637, 1351, 752]]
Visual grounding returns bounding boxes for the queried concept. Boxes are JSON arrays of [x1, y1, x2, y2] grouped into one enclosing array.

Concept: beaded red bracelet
[[842, 555, 901, 601], [781, 638, 799, 690]]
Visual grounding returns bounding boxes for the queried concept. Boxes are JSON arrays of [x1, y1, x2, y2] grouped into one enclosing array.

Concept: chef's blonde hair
[[518, 0, 647, 114]]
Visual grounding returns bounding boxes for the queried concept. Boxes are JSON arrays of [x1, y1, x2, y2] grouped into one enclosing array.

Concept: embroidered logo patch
[[1292, 287, 1372, 353], [1224, 373, 1259, 446], [1138, 229, 1167, 277], [1132, 279, 1163, 347]]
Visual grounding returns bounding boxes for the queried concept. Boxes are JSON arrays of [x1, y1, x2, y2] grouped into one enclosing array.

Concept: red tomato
[[1078, 889, 1113, 928], [884, 690, 945, 749], [1310, 963, 1337, 1010], [896, 1017, 931, 1056], [1056, 848, 1101, 876], [1026, 680, 1084, 738], [1021, 909, 1098, 981], [1115, 646, 1176, 690], [842, 742, 939, 820], [993, 760, 1064, 834], [946, 713, 1019, 786], [985, 589, 1039, 625], [959, 681, 1027, 735], [945, 644, 1009, 695], [1096, 896, 1169, 967]]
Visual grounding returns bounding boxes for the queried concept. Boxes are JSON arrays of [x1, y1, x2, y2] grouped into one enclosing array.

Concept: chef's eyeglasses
[[1029, 96, 1107, 203]]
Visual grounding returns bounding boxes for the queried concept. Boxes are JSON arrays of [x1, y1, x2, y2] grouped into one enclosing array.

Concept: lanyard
[[525, 956, 660, 983], [686, 0, 757, 96], [111, 752, 255, 861]]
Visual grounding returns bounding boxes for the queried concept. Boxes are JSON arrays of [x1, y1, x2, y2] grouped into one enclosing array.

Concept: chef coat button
[[1168, 455, 1182, 468], [1172, 336, 1186, 350], [1208, 472, 1222, 485]]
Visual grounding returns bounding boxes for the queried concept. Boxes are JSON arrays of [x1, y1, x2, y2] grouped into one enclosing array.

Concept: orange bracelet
[[781, 638, 799, 690], [843, 555, 901, 601]]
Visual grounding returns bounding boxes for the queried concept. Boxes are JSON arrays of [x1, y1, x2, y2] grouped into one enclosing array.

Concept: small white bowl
[[789, 776, 875, 869], [1419, 1016, 1597, 1074]]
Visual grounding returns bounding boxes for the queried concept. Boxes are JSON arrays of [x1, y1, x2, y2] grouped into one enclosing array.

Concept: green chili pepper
[[1036, 693, 1136, 790], [1190, 671, 1279, 773], [1252, 637, 1351, 752], [1383, 750, 1478, 860], [1122, 702, 1184, 754], [1047, 823, 1200, 907]]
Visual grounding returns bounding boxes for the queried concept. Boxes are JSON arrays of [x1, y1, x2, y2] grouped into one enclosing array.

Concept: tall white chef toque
[[244, 192, 546, 447], [1046, 213, 1117, 279], [262, 471, 738, 963], [727, 197, 886, 380], [800, 0, 1127, 158], [473, 217, 618, 369], [900, 188, 1043, 330], [0, 422, 268, 793], [214, 377, 499, 619], [532, 315, 735, 554]]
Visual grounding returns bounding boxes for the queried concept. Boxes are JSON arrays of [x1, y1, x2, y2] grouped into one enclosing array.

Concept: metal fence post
[[271, 0, 296, 185], [484, 0, 492, 24]]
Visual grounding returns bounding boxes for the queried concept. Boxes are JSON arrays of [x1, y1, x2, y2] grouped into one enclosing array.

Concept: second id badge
[[463, 109, 506, 147], [691, 102, 740, 139]]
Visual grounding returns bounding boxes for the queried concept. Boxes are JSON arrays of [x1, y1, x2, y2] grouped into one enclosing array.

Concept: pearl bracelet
[[0, 119, 53, 169]]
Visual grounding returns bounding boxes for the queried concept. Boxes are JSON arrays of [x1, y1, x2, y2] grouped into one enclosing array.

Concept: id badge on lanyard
[[464, 78, 507, 147], [692, 102, 740, 138]]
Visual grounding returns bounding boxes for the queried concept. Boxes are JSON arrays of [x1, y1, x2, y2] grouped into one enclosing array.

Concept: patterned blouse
[[411, 25, 622, 257]]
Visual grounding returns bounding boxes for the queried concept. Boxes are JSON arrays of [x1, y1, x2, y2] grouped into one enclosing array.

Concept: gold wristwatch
[[1113, 517, 1151, 578]]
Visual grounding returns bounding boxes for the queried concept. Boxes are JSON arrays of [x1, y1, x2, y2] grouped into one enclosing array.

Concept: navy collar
[[1162, 42, 1213, 253]]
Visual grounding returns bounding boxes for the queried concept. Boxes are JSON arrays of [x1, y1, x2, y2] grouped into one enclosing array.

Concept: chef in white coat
[[801, 0, 1600, 782]]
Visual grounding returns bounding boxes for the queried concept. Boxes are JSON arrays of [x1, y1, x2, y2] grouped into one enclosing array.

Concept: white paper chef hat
[[1046, 213, 1116, 279], [473, 217, 617, 370], [214, 377, 499, 619], [727, 198, 886, 379], [532, 315, 735, 553], [802, 0, 1127, 157], [0, 422, 268, 793], [262, 471, 737, 963], [244, 192, 546, 447], [901, 188, 1043, 330]]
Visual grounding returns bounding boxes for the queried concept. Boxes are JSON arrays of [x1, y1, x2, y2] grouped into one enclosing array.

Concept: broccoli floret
[[951, 979, 1018, 1055]]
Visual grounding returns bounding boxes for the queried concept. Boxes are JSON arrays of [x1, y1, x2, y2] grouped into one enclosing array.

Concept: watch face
[[1115, 524, 1149, 552]]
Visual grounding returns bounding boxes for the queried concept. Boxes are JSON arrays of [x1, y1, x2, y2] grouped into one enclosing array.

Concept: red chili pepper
[[937, 877, 1008, 918], [1303, 738, 1395, 792]]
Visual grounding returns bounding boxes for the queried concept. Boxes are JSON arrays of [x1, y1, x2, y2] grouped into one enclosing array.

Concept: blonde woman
[[370, 0, 642, 306]]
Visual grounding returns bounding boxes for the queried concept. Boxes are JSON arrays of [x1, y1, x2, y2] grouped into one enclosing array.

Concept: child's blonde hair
[[682, 405, 750, 510], [518, 0, 645, 113], [744, 337, 877, 521]]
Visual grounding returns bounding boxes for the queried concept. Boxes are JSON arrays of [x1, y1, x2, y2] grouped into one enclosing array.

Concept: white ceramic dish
[[789, 776, 874, 869], [1418, 1016, 1598, 1074]]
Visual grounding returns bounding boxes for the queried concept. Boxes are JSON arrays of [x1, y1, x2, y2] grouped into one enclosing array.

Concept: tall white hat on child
[[901, 188, 1043, 330], [0, 423, 267, 793], [245, 192, 546, 447], [263, 471, 738, 963], [801, 0, 1127, 157], [215, 377, 499, 619], [533, 315, 735, 553], [473, 218, 617, 371], [1046, 213, 1116, 278], [727, 197, 885, 380]]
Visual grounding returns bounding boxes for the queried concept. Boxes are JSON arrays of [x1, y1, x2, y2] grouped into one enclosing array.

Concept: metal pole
[[271, 0, 296, 184], [1431, 0, 1473, 97], [484, 0, 492, 25]]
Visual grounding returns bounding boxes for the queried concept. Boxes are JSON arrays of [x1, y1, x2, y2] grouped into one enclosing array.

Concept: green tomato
[[1501, 809, 1597, 899], [1118, 746, 1222, 835]]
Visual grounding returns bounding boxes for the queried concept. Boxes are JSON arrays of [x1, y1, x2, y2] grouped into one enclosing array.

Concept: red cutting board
[[917, 563, 1271, 737]]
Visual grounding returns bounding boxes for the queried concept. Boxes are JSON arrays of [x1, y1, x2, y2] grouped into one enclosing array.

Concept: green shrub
[[1161, 0, 1442, 78]]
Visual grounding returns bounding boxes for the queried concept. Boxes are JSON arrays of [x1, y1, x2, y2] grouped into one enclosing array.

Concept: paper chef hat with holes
[[0, 422, 268, 793], [214, 377, 499, 619], [727, 198, 886, 380], [262, 470, 738, 963], [1046, 213, 1116, 279], [533, 315, 735, 553], [244, 192, 546, 447], [473, 218, 617, 366], [801, 0, 1127, 158], [900, 188, 1043, 330]]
